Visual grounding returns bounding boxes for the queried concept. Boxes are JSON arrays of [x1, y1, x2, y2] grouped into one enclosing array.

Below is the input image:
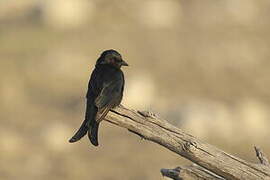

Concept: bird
[[69, 49, 128, 146]]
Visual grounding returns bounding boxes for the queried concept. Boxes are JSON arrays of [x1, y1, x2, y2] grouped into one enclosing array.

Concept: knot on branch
[[182, 141, 197, 153], [137, 110, 157, 119]]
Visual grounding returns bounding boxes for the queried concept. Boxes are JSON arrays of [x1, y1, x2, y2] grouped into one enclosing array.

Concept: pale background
[[1, 0, 270, 179]]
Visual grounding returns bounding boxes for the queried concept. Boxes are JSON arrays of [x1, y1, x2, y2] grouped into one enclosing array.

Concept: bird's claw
[[118, 104, 125, 108]]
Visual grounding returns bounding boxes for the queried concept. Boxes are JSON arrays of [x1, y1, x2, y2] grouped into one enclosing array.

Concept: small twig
[[255, 146, 270, 166]]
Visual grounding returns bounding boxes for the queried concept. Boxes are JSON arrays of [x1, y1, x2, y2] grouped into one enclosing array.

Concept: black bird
[[69, 49, 128, 146]]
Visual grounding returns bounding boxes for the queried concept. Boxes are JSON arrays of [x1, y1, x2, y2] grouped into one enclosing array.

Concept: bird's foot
[[118, 104, 125, 108]]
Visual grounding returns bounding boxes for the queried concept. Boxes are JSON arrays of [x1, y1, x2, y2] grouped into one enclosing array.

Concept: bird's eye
[[114, 57, 121, 62]]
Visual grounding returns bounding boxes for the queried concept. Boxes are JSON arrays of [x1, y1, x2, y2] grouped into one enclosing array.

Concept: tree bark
[[105, 106, 270, 180]]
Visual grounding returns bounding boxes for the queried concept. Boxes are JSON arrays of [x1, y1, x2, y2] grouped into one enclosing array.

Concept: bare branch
[[161, 165, 225, 180], [105, 106, 270, 180]]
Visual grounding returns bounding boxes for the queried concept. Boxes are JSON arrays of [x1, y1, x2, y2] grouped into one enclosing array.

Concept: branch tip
[[254, 146, 270, 166]]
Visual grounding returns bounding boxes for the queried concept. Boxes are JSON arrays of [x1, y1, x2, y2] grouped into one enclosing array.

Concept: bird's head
[[96, 49, 128, 69]]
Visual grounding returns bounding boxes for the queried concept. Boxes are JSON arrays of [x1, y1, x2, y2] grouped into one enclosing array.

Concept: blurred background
[[1, 0, 270, 179]]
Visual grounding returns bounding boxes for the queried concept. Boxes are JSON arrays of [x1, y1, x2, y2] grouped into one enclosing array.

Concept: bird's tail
[[69, 119, 88, 143], [88, 121, 99, 146]]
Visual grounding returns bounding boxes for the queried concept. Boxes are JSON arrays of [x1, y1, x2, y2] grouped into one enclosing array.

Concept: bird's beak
[[121, 60, 129, 66]]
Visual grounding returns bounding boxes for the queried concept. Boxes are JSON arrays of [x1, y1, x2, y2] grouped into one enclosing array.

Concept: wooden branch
[[105, 106, 270, 180], [162, 147, 270, 180], [161, 165, 225, 180]]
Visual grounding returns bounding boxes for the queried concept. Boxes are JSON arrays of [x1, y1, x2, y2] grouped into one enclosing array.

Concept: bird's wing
[[95, 79, 123, 123]]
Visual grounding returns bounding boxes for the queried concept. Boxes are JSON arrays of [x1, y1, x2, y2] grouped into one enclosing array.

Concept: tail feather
[[88, 121, 99, 146], [69, 120, 88, 143]]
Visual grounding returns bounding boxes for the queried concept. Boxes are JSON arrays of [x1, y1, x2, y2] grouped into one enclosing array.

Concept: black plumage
[[69, 50, 128, 146]]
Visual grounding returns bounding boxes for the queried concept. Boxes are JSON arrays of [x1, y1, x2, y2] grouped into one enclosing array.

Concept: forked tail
[[69, 120, 88, 143], [88, 121, 99, 146]]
